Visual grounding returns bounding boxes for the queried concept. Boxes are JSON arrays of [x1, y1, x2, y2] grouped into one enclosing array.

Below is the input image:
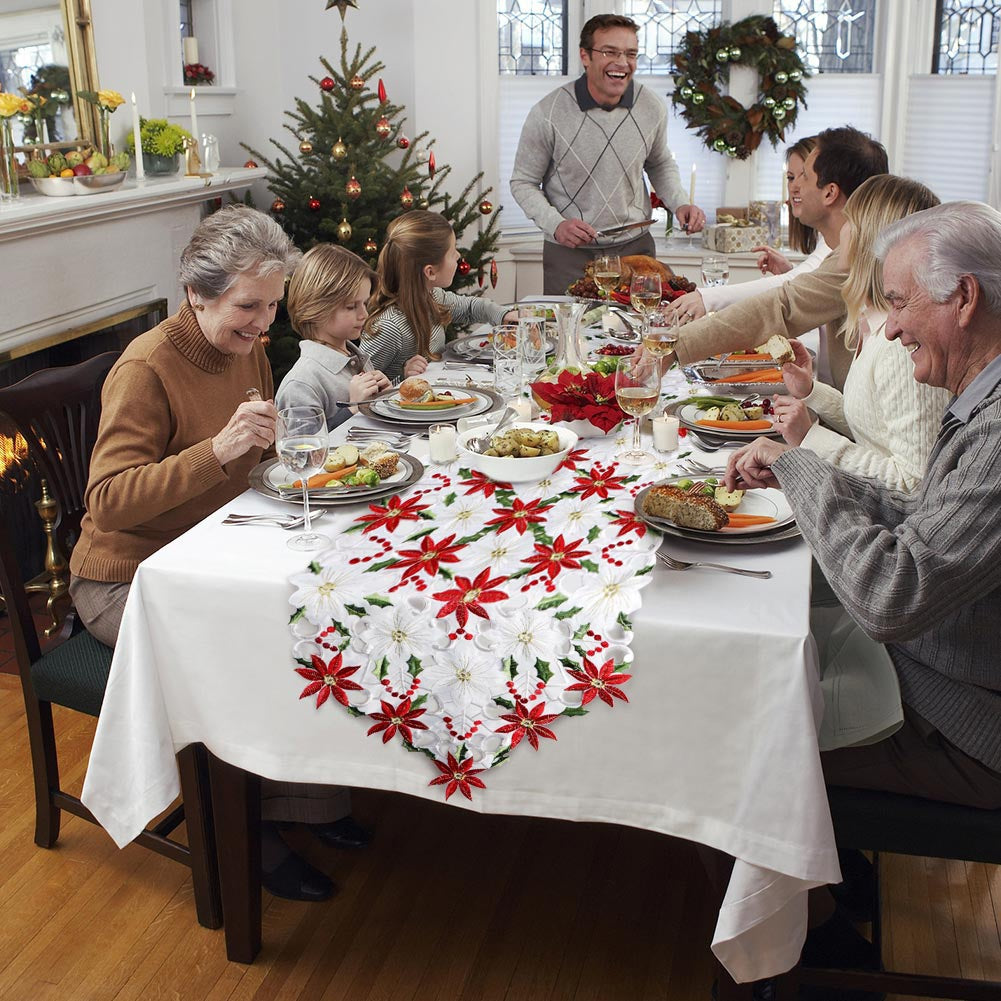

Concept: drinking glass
[[629, 273, 662, 341], [276, 405, 329, 551], [701, 254, 730, 287], [592, 254, 622, 300], [614, 349, 661, 465], [517, 316, 547, 395], [491, 323, 521, 400], [642, 310, 680, 375]]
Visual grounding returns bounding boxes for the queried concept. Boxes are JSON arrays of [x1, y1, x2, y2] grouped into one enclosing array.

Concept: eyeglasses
[[586, 46, 639, 62]]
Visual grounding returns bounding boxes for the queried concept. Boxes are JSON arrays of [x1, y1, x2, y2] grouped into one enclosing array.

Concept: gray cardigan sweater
[[773, 366, 1001, 771]]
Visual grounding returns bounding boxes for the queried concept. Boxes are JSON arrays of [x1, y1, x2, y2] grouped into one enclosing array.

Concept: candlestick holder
[[183, 135, 210, 177]]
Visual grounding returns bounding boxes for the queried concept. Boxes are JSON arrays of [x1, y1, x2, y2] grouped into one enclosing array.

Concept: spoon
[[465, 407, 517, 454]]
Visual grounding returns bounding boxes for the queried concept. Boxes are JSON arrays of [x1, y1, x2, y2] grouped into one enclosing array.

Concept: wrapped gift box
[[702, 223, 769, 253]]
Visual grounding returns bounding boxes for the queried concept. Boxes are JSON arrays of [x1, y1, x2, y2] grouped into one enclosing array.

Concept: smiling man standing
[[511, 14, 704, 294]]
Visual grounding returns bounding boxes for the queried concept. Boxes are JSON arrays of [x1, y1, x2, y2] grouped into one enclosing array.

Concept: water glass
[[276, 405, 329, 551], [517, 316, 547, 393], [491, 323, 521, 399], [701, 254, 730, 287]]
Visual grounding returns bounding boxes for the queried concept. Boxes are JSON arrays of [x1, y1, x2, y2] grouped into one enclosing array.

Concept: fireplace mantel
[[0, 167, 268, 360]]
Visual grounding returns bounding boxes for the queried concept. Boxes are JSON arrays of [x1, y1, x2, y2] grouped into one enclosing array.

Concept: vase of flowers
[[183, 63, 215, 86], [126, 118, 192, 175], [77, 88, 125, 159], [0, 91, 30, 203], [530, 369, 625, 437]]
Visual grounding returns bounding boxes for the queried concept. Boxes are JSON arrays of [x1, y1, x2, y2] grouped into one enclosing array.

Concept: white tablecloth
[[82, 367, 838, 984]]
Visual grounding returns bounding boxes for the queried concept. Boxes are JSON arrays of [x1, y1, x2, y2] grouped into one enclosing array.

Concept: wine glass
[[592, 254, 622, 300], [614, 349, 661, 465], [700, 254, 730, 287], [642, 310, 680, 376], [276, 405, 329, 551], [629, 273, 662, 341], [517, 315, 547, 395]]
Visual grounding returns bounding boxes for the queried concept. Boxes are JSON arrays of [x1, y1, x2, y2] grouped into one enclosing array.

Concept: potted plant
[[125, 117, 192, 175]]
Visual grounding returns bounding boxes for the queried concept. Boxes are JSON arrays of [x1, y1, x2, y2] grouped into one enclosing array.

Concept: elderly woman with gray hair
[[70, 205, 362, 904]]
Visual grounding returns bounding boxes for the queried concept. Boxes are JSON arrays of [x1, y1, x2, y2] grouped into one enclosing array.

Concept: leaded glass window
[[620, 0, 722, 74], [180, 0, 194, 40], [498, 0, 568, 76], [773, 0, 878, 73], [935, 1, 1000, 74]]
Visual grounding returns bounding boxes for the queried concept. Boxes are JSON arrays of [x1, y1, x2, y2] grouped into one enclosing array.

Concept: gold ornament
[[400, 186, 413, 208], [336, 217, 353, 242], [364, 237, 377, 254], [349, 75, 365, 91], [479, 199, 494, 215], [331, 138, 347, 160], [419, 199, 429, 210], [375, 115, 391, 138], [271, 198, 286, 213], [299, 139, 314, 154], [346, 175, 362, 199]]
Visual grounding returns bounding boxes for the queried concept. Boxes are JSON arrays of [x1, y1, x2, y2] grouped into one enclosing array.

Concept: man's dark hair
[[813, 126, 888, 200], [580, 14, 639, 51]]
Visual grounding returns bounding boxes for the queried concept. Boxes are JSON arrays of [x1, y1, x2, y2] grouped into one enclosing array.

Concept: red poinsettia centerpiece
[[530, 369, 625, 433]]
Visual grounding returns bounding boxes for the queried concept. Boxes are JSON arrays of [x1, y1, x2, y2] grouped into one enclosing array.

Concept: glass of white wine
[[700, 254, 730, 287], [276, 405, 329, 551], [593, 254, 622, 300], [642, 311, 680, 375], [629, 272, 662, 342], [614, 348, 661, 465]]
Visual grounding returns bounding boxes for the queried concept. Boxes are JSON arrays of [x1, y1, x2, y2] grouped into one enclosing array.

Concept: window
[[934, 0, 999, 74], [773, 0, 878, 73], [620, 0, 722, 75], [180, 0, 194, 39], [498, 0, 568, 76]]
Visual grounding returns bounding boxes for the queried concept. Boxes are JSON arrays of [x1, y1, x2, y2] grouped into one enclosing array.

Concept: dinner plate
[[249, 453, 425, 507], [684, 362, 790, 395], [667, 399, 781, 440], [360, 385, 501, 425], [634, 478, 798, 540]]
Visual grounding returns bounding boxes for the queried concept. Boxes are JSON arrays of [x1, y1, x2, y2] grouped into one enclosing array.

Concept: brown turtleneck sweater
[[70, 304, 274, 583]]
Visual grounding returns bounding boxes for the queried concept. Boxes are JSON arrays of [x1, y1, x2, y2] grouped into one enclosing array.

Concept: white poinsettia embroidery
[[434, 494, 493, 536], [421, 645, 507, 724], [289, 560, 373, 625], [478, 605, 570, 675], [461, 528, 537, 575], [573, 556, 652, 622], [352, 602, 434, 667], [544, 493, 607, 541]]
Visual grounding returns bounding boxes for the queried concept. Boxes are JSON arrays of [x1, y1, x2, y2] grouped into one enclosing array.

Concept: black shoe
[[830, 849, 875, 923], [802, 911, 880, 971], [310, 816, 372, 849], [262, 851, 335, 902]]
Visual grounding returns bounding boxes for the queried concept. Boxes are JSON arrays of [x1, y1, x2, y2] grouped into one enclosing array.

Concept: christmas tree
[[243, 26, 502, 383]]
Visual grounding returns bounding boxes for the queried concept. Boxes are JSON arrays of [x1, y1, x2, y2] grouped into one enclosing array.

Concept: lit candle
[[189, 88, 199, 146], [781, 166, 788, 204], [652, 415, 679, 452], [183, 36, 199, 66], [510, 398, 532, 421], [429, 424, 457, 463], [689, 163, 696, 207], [131, 92, 145, 181]]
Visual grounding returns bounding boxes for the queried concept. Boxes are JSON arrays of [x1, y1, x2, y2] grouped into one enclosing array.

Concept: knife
[[595, 218, 656, 238]]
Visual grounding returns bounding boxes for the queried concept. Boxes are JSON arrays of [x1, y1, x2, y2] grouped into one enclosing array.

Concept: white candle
[[781, 167, 788, 204], [429, 424, 457, 463], [510, 398, 532, 422], [131, 92, 145, 181], [689, 163, 696, 207], [189, 88, 199, 145], [183, 36, 199, 65], [652, 415, 679, 452]]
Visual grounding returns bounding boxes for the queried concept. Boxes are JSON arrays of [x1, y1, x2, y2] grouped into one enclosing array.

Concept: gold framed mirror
[[0, 0, 100, 152]]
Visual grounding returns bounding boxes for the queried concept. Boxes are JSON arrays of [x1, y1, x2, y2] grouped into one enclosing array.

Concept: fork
[[658, 551, 771, 579], [223, 511, 326, 529]]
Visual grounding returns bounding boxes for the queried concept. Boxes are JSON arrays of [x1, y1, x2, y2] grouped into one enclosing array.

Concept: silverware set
[[343, 429, 420, 447], [657, 550, 771, 579], [222, 511, 327, 530]]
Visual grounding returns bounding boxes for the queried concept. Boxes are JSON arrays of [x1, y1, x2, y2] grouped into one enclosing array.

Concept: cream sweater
[[801, 312, 951, 491]]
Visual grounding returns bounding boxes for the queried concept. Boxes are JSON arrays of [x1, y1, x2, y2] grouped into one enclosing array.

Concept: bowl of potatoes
[[457, 421, 578, 483]]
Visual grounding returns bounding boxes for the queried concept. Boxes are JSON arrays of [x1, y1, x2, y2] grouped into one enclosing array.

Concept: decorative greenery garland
[[672, 16, 809, 160]]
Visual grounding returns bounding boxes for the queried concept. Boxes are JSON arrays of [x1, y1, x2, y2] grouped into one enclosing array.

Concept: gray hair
[[179, 205, 302, 300], [874, 200, 1001, 315]]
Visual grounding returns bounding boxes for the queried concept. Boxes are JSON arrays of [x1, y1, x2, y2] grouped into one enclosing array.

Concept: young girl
[[278, 244, 391, 430], [363, 210, 518, 382]]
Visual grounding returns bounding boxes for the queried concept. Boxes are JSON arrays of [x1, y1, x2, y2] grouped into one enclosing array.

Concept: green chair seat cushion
[[30, 630, 112, 717]]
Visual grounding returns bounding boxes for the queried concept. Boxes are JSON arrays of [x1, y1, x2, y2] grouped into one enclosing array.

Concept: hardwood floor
[[2, 668, 1001, 1001]]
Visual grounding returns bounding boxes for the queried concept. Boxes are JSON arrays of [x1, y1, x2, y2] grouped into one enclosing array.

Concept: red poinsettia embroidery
[[522, 534, 590, 580], [566, 656, 632, 707], [295, 652, 363, 708], [462, 468, 510, 497], [355, 494, 430, 534], [609, 508, 647, 538], [366, 697, 429, 744], [558, 447, 590, 472], [393, 532, 465, 581], [429, 752, 487, 800], [433, 567, 509, 627], [484, 496, 549, 535], [571, 465, 629, 500], [496, 700, 560, 750]]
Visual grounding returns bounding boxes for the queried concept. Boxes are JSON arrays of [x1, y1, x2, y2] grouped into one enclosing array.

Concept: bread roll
[[757, 335, 795, 365], [398, 376, 433, 402]]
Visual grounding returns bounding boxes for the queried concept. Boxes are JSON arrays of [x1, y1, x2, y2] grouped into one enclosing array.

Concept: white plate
[[676, 402, 778, 439], [364, 386, 498, 424], [266, 460, 409, 493]]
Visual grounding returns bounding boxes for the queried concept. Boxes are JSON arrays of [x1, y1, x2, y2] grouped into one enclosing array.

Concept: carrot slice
[[397, 396, 476, 409], [728, 352, 772, 361], [292, 465, 358, 489], [724, 514, 777, 528], [696, 419, 773, 431], [713, 368, 784, 384]]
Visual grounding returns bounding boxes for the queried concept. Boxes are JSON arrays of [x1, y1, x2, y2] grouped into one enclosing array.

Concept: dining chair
[[774, 786, 1001, 1001], [0, 353, 222, 929]]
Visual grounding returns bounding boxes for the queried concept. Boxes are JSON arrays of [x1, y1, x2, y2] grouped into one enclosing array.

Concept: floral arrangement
[[183, 63, 215, 85], [531, 370, 625, 433], [77, 88, 125, 112], [0, 92, 31, 118], [125, 117, 192, 157], [672, 15, 808, 160]]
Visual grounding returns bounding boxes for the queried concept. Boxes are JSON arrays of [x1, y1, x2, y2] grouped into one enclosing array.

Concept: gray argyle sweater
[[773, 366, 1001, 772], [510, 76, 688, 246]]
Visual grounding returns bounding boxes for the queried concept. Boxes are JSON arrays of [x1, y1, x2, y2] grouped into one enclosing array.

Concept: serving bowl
[[457, 421, 578, 483], [29, 175, 77, 197], [29, 172, 127, 197]]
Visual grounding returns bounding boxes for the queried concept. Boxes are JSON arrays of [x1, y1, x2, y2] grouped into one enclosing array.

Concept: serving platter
[[359, 385, 502, 425], [683, 362, 790, 395]]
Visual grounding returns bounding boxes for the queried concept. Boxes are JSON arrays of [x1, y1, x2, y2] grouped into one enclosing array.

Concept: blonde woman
[[773, 174, 952, 490], [363, 210, 517, 382], [277, 244, 391, 430]]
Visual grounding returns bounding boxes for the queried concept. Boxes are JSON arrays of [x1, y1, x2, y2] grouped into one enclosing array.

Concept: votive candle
[[510, 398, 532, 421], [131, 92, 145, 181], [429, 424, 457, 463], [652, 415, 679, 452]]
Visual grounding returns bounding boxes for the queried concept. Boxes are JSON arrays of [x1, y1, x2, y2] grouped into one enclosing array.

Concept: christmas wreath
[[672, 15, 809, 160]]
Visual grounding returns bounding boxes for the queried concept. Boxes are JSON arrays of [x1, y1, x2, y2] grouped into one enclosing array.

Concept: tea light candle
[[652, 415, 679, 452], [429, 423, 457, 463], [510, 398, 532, 421], [130, 92, 145, 181]]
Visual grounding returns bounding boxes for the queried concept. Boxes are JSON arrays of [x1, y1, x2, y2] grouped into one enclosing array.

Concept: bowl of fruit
[[27, 149, 131, 197]]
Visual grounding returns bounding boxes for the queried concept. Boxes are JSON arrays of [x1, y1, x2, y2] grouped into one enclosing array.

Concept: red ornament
[[477, 267, 485, 288], [490, 259, 498, 289], [397, 135, 410, 150], [244, 159, 258, 168], [428, 151, 436, 179], [320, 76, 335, 92], [346, 175, 362, 199], [271, 198, 286, 213], [479, 199, 493, 215], [375, 116, 391, 139], [377, 78, 387, 103], [457, 259, 471, 276], [349, 74, 364, 90], [308, 196, 322, 211], [400, 186, 414, 208], [364, 237, 378, 254]]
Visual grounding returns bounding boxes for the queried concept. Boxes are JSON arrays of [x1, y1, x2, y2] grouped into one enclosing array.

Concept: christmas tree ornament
[[375, 116, 391, 138], [346, 175, 362, 198], [428, 151, 436, 179], [364, 236, 378, 254], [713, 137, 727, 151], [477, 267, 485, 288], [692, 92, 705, 105], [728, 46, 742, 60], [416, 147, 428, 163], [299, 140, 314, 154], [377, 79, 387, 103], [773, 106, 787, 121], [244, 159, 258, 168], [325, 0, 358, 17], [789, 69, 802, 82], [457, 259, 471, 276], [716, 48, 730, 62], [320, 76, 335, 92], [418, 199, 429, 210], [271, 198, 286, 213], [774, 71, 789, 85], [336, 217, 353, 241], [763, 96, 776, 108], [680, 86, 693, 99], [479, 199, 493, 215], [783, 97, 796, 110], [308, 196, 322, 211], [349, 74, 365, 91], [490, 260, 498, 289], [400, 186, 413, 208], [397, 135, 410, 150], [331, 137, 347, 160]]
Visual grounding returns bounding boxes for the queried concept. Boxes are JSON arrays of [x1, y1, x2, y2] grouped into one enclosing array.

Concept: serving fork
[[657, 551, 771, 579]]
